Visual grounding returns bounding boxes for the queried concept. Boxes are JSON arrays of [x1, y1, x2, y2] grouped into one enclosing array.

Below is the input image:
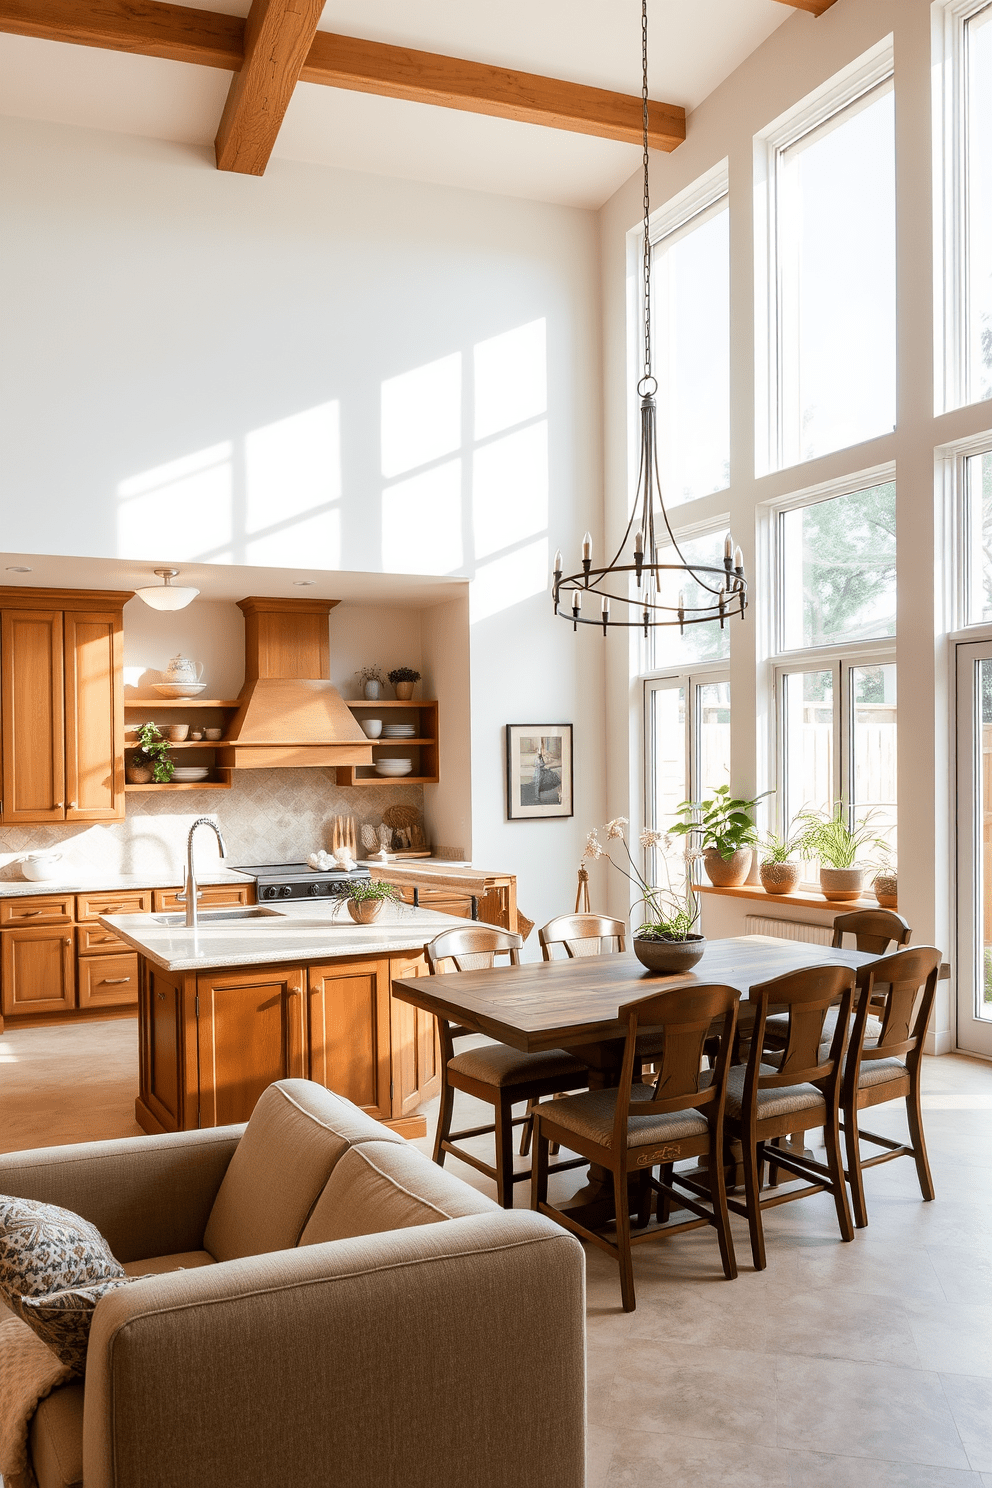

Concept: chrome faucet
[[181, 817, 228, 928]]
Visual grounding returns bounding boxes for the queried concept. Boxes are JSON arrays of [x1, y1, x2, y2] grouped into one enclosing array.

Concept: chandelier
[[552, 0, 748, 636]]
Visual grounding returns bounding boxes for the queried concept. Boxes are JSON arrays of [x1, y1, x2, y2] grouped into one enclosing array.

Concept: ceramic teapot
[[162, 654, 204, 686]]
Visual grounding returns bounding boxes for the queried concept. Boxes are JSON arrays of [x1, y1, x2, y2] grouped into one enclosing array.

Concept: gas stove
[[237, 861, 372, 902]]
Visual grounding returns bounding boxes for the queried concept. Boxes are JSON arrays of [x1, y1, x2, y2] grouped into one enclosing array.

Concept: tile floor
[[0, 1019, 990, 1486]]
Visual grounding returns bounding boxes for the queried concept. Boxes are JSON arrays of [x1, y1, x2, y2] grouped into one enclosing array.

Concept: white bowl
[[20, 851, 64, 882], [374, 760, 413, 777], [361, 719, 383, 739], [154, 682, 207, 698]]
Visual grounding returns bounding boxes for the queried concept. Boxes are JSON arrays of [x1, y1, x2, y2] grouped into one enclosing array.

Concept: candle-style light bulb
[[572, 589, 582, 611], [601, 593, 610, 636], [734, 546, 744, 571], [634, 530, 644, 554], [582, 533, 592, 559], [724, 533, 733, 560], [678, 589, 685, 611], [553, 549, 562, 574]]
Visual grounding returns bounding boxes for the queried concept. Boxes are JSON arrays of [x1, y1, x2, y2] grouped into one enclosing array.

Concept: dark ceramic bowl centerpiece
[[633, 932, 706, 975], [582, 817, 705, 977]]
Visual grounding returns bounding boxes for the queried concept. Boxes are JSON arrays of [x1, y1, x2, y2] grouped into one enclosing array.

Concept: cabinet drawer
[[78, 923, 130, 955], [78, 952, 139, 1008], [76, 889, 152, 921], [0, 895, 74, 928], [152, 884, 252, 912]]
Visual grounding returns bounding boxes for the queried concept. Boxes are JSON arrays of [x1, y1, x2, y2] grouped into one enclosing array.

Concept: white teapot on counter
[[162, 654, 204, 686]]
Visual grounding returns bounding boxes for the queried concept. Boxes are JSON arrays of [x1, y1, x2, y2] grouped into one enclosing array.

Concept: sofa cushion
[[123, 1251, 216, 1277], [204, 1081, 403, 1262], [29, 1380, 83, 1488], [300, 1140, 498, 1245]]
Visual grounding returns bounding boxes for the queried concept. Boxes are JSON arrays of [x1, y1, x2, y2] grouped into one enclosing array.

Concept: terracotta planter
[[703, 847, 752, 888], [347, 898, 384, 924], [633, 934, 706, 975], [873, 873, 898, 909], [760, 862, 801, 895], [819, 866, 865, 902], [394, 681, 415, 700]]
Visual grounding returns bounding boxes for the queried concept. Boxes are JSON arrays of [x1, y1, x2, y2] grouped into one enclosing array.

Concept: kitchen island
[[102, 899, 466, 1139]]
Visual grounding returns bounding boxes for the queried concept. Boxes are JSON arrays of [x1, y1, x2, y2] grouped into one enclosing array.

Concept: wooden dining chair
[[425, 926, 589, 1208], [538, 913, 627, 960], [724, 963, 856, 1271], [839, 944, 941, 1227], [530, 983, 740, 1312]]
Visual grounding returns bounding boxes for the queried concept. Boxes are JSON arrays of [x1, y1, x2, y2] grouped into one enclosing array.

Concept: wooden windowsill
[[697, 882, 885, 913]]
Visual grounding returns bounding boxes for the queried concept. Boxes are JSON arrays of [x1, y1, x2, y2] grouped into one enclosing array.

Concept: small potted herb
[[583, 819, 705, 973], [759, 828, 803, 895], [388, 666, 421, 701], [669, 784, 771, 888], [356, 665, 385, 700], [126, 722, 174, 784], [346, 878, 398, 925], [872, 859, 898, 908], [796, 802, 889, 902]]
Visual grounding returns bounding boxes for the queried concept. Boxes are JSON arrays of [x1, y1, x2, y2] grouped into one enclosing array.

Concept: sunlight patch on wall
[[472, 422, 548, 561], [471, 537, 549, 623], [117, 443, 233, 562], [382, 459, 463, 574], [245, 402, 341, 567], [474, 319, 547, 440], [381, 353, 461, 478]]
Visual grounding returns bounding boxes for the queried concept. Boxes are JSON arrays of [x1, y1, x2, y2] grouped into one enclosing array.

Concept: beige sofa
[[0, 1080, 586, 1488]]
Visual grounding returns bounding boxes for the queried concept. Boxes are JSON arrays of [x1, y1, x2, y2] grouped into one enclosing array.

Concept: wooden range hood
[[215, 597, 373, 770]]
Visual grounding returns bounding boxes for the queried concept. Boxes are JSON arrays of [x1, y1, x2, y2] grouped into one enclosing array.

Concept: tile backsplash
[[0, 772, 427, 881]]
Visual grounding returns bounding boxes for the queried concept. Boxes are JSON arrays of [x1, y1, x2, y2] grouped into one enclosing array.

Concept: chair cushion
[[724, 1064, 827, 1123], [764, 1006, 882, 1049], [204, 1080, 403, 1263], [534, 1087, 709, 1150], [858, 1057, 908, 1088], [300, 1140, 498, 1244], [449, 1042, 587, 1088]]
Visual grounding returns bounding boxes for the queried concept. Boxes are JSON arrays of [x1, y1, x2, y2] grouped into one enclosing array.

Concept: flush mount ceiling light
[[6, 566, 32, 573], [293, 579, 316, 587], [135, 568, 200, 611], [552, 0, 747, 636]]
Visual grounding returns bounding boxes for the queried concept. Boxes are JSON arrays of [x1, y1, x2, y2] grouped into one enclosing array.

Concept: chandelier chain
[[641, 0, 652, 383]]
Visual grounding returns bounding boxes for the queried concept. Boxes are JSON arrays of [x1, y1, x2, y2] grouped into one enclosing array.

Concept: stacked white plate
[[171, 767, 211, 783], [375, 759, 413, 777], [382, 724, 416, 738]]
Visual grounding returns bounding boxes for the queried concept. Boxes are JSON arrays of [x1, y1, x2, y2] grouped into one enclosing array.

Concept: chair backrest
[[425, 925, 524, 975], [538, 913, 627, 961], [848, 945, 941, 1082], [744, 964, 856, 1119], [610, 984, 740, 1156], [831, 908, 912, 955]]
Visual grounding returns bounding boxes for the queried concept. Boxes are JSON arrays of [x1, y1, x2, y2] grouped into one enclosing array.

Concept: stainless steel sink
[[151, 907, 283, 926]]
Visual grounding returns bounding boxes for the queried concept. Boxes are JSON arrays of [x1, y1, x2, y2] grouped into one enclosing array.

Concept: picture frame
[[505, 724, 573, 820]]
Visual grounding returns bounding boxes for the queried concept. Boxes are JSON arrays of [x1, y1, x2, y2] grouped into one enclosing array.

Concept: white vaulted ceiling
[[0, 1, 792, 207]]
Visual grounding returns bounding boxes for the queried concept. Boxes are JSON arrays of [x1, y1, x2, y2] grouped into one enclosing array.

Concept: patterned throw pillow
[[0, 1195, 134, 1375]]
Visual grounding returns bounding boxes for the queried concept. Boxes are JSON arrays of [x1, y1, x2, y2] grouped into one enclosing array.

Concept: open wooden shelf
[[125, 739, 231, 749], [347, 699, 432, 708], [125, 778, 232, 792], [124, 699, 241, 709], [337, 700, 439, 787]]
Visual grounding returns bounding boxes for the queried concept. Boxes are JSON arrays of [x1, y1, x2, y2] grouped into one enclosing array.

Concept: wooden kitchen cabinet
[[0, 895, 74, 928], [195, 965, 306, 1128], [77, 951, 139, 1008], [64, 610, 125, 822], [389, 952, 440, 1117], [307, 959, 392, 1121], [153, 884, 252, 913], [0, 608, 64, 823], [1, 925, 75, 1016]]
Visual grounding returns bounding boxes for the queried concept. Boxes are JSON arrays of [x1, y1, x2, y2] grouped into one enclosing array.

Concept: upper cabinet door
[[0, 609, 65, 823], [64, 610, 124, 822]]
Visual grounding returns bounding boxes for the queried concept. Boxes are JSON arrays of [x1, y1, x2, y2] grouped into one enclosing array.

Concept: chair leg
[[657, 1163, 674, 1223], [741, 1135, 767, 1271], [432, 1075, 455, 1169], [634, 1169, 653, 1229], [766, 1135, 785, 1186], [843, 1101, 869, 1229], [531, 1116, 550, 1210], [905, 1082, 936, 1202], [494, 1095, 516, 1209], [613, 1169, 636, 1312], [708, 1140, 738, 1281], [519, 1098, 534, 1157], [823, 1106, 854, 1243]]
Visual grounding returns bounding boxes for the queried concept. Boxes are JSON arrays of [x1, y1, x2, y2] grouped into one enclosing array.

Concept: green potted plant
[[356, 665, 385, 701], [872, 858, 898, 908], [583, 819, 705, 972], [345, 878, 398, 925], [126, 722, 174, 784], [388, 666, 421, 701], [669, 784, 771, 889], [758, 828, 803, 895], [795, 802, 889, 902]]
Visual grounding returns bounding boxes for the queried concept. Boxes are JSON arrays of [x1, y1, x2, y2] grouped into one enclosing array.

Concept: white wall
[[0, 117, 605, 937]]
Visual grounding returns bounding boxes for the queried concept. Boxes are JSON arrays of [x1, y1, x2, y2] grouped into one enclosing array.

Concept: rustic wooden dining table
[[391, 934, 948, 1223]]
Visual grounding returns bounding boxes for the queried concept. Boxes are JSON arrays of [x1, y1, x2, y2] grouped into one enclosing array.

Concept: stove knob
[[309, 882, 323, 897], [280, 885, 292, 898], [261, 885, 277, 900]]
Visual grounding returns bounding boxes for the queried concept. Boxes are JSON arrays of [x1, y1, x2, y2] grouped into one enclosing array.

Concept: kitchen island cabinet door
[[389, 953, 441, 1117], [0, 609, 65, 823], [1, 926, 75, 1016], [196, 966, 306, 1128], [307, 960, 392, 1121], [63, 610, 124, 822]]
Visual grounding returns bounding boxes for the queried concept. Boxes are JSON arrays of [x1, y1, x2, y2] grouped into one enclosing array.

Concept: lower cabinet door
[[196, 966, 306, 1128], [1, 926, 75, 1015], [307, 960, 392, 1120], [140, 965, 190, 1132], [77, 951, 139, 1008], [389, 953, 441, 1118]]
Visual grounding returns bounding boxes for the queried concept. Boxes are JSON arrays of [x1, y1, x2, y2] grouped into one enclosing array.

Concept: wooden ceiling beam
[[771, 0, 839, 14], [215, 0, 325, 175], [0, 0, 686, 158]]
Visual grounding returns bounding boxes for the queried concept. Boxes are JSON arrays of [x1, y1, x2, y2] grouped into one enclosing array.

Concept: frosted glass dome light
[[135, 568, 200, 610]]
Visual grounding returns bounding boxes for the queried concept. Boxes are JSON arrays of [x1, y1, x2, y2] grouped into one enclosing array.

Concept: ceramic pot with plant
[[126, 722, 174, 784], [873, 865, 898, 908], [796, 803, 889, 902], [388, 666, 421, 701], [345, 879, 398, 924], [583, 818, 705, 972], [356, 665, 385, 701], [758, 829, 802, 894], [669, 784, 770, 889]]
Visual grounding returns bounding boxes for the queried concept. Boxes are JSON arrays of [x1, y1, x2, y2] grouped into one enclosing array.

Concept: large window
[[649, 527, 732, 671], [779, 479, 896, 650], [758, 52, 896, 471], [644, 670, 731, 882]]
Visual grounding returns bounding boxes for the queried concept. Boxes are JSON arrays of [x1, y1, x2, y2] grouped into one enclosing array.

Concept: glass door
[[956, 639, 992, 1058]]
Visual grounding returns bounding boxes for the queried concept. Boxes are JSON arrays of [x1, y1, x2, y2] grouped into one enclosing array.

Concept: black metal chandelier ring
[[553, 562, 747, 635]]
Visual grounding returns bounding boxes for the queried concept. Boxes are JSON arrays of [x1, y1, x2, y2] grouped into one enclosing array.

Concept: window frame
[[642, 663, 730, 883], [939, 426, 992, 634]]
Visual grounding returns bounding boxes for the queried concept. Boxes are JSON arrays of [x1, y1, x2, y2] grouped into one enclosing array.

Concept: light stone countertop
[[99, 899, 469, 972], [0, 869, 254, 899]]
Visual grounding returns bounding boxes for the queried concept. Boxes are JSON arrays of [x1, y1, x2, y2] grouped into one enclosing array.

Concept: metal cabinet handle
[[68, 801, 77, 808], [23, 910, 42, 917], [100, 977, 131, 986], [65, 938, 72, 946]]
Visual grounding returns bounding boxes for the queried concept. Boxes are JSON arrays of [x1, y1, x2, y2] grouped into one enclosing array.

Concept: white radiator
[[744, 915, 832, 947]]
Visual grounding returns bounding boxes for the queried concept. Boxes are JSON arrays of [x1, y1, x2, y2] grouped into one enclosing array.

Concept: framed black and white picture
[[505, 725, 573, 820]]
